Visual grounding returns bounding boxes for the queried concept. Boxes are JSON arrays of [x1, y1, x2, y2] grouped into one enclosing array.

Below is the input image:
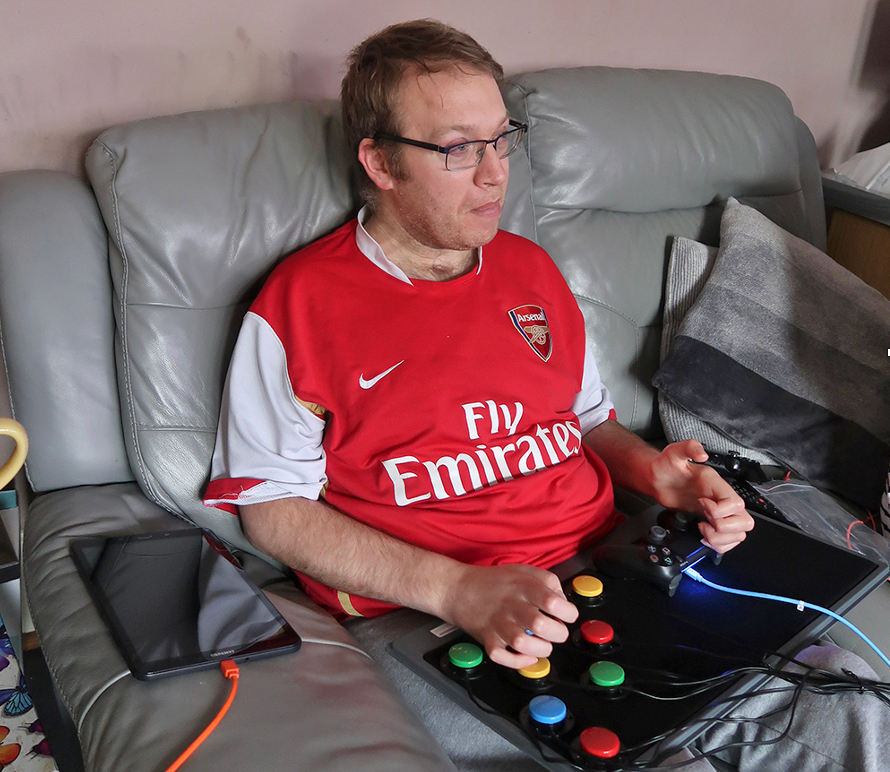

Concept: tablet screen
[[71, 528, 301, 680]]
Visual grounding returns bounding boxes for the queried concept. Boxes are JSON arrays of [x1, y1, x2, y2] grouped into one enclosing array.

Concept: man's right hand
[[240, 498, 579, 670], [441, 563, 579, 670]]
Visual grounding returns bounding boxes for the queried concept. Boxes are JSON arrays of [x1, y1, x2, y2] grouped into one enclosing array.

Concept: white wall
[[1, 0, 888, 180]]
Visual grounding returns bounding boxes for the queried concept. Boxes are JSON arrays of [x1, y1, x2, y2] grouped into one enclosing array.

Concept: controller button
[[664, 557, 673, 566], [581, 620, 614, 645], [572, 575, 604, 598], [649, 554, 658, 563], [579, 726, 621, 758], [528, 695, 567, 725], [589, 660, 625, 687], [519, 657, 551, 679], [674, 511, 695, 528], [448, 642, 483, 669], [648, 525, 668, 544]]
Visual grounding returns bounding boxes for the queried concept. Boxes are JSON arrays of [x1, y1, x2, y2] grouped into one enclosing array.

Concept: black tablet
[[71, 527, 301, 680]]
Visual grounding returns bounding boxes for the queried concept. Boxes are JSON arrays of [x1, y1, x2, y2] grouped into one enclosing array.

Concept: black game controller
[[699, 449, 768, 484], [699, 449, 797, 526], [591, 508, 722, 596]]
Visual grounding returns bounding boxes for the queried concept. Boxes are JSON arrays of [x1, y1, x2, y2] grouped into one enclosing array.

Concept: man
[[204, 20, 888, 772], [204, 19, 752, 672]]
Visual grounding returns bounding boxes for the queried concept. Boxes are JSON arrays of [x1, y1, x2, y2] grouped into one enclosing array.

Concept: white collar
[[355, 206, 483, 285]]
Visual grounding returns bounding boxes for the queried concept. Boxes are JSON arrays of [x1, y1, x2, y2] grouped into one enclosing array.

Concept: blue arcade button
[[528, 695, 567, 725]]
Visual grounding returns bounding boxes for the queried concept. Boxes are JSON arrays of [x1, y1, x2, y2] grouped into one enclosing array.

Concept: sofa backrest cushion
[[0, 170, 134, 491], [501, 67, 826, 438], [86, 102, 358, 545], [80, 68, 826, 544]]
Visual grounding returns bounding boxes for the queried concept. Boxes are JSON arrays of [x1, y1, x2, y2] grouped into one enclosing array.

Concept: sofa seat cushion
[[23, 483, 453, 772]]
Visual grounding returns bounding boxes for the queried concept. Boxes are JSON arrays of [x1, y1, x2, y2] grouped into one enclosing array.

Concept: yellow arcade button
[[518, 657, 551, 680], [572, 575, 604, 598]]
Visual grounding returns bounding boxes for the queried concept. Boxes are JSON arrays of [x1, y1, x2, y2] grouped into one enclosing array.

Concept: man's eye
[[448, 143, 474, 159]]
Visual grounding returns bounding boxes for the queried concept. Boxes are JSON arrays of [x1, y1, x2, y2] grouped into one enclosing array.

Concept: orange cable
[[163, 660, 240, 772]]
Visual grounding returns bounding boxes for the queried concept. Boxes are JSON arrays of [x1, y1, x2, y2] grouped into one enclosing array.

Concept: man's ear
[[358, 138, 396, 191]]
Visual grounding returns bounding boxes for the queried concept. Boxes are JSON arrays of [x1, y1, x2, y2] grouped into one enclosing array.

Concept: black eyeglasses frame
[[373, 120, 528, 171]]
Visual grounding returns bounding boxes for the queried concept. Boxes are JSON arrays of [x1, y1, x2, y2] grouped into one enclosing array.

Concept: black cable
[[450, 650, 890, 771]]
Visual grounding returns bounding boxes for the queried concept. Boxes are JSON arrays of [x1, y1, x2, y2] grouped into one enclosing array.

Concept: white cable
[[77, 670, 130, 734]]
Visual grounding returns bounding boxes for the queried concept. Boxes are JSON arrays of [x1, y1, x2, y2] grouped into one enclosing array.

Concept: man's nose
[[475, 143, 508, 185]]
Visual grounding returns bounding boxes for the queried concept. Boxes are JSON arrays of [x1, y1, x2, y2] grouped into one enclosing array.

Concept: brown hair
[[341, 19, 504, 206]]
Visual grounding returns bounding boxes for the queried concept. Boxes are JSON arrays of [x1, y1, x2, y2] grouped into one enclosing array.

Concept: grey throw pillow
[[658, 236, 775, 466], [654, 198, 890, 511]]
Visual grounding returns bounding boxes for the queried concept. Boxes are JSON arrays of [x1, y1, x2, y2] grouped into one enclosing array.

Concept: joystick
[[700, 449, 768, 483], [591, 508, 721, 596]]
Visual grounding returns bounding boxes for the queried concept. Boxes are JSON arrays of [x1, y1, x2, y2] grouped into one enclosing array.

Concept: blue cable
[[683, 567, 890, 672]]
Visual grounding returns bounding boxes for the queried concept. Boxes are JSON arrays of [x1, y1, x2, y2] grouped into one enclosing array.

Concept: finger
[[663, 438, 708, 465], [702, 532, 747, 554], [524, 611, 571, 644], [484, 623, 554, 667], [699, 493, 746, 522], [681, 438, 709, 463], [699, 521, 750, 553], [487, 646, 541, 670], [699, 510, 754, 537], [529, 569, 579, 625], [538, 591, 579, 625], [526, 565, 569, 598], [506, 626, 557, 658]]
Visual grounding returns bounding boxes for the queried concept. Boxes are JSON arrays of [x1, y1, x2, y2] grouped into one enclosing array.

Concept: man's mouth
[[472, 201, 503, 218]]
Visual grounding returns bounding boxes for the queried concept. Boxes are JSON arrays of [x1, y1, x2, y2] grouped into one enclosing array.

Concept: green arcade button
[[589, 660, 625, 687], [448, 642, 484, 669]]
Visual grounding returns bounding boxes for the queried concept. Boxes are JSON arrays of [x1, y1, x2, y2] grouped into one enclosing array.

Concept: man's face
[[384, 67, 510, 253]]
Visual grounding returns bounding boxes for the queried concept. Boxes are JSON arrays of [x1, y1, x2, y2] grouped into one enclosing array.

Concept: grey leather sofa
[[0, 66, 884, 772]]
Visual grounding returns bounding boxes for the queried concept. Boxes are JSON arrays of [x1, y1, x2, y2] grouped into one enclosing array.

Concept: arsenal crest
[[508, 305, 552, 362]]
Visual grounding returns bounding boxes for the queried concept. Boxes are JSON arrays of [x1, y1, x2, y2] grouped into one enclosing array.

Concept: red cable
[[846, 520, 864, 551], [163, 660, 240, 772]]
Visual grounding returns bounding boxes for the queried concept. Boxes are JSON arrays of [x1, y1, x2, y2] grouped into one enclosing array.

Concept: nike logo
[[359, 360, 405, 390]]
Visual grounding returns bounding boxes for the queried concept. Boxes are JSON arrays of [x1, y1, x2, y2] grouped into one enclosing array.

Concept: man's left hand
[[648, 439, 754, 553]]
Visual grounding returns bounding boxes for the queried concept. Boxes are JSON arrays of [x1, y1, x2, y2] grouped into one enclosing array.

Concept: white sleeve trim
[[572, 341, 615, 435], [208, 312, 327, 504]]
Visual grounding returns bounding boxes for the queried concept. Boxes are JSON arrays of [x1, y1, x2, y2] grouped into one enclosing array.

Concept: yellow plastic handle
[[0, 419, 28, 490]]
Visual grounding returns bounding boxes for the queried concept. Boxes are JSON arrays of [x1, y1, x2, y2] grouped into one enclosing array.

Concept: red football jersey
[[206, 220, 619, 617]]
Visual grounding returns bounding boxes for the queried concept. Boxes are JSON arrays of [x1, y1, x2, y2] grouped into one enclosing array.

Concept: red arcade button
[[581, 620, 614, 645], [579, 726, 620, 758]]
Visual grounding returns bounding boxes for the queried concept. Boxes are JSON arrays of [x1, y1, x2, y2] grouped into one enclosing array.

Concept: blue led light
[[684, 568, 890, 670]]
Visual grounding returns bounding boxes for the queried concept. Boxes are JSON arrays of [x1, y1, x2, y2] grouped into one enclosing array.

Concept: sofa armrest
[[822, 173, 890, 227], [24, 483, 454, 772], [822, 176, 890, 301], [0, 170, 133, 492]]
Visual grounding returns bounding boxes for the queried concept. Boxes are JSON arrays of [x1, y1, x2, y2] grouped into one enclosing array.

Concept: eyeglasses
[[373, 120, 528, 171]]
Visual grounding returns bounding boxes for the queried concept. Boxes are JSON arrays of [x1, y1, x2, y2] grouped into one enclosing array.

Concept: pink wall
[[0, 0, 888, 459], [1, 0, 888, 179]]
